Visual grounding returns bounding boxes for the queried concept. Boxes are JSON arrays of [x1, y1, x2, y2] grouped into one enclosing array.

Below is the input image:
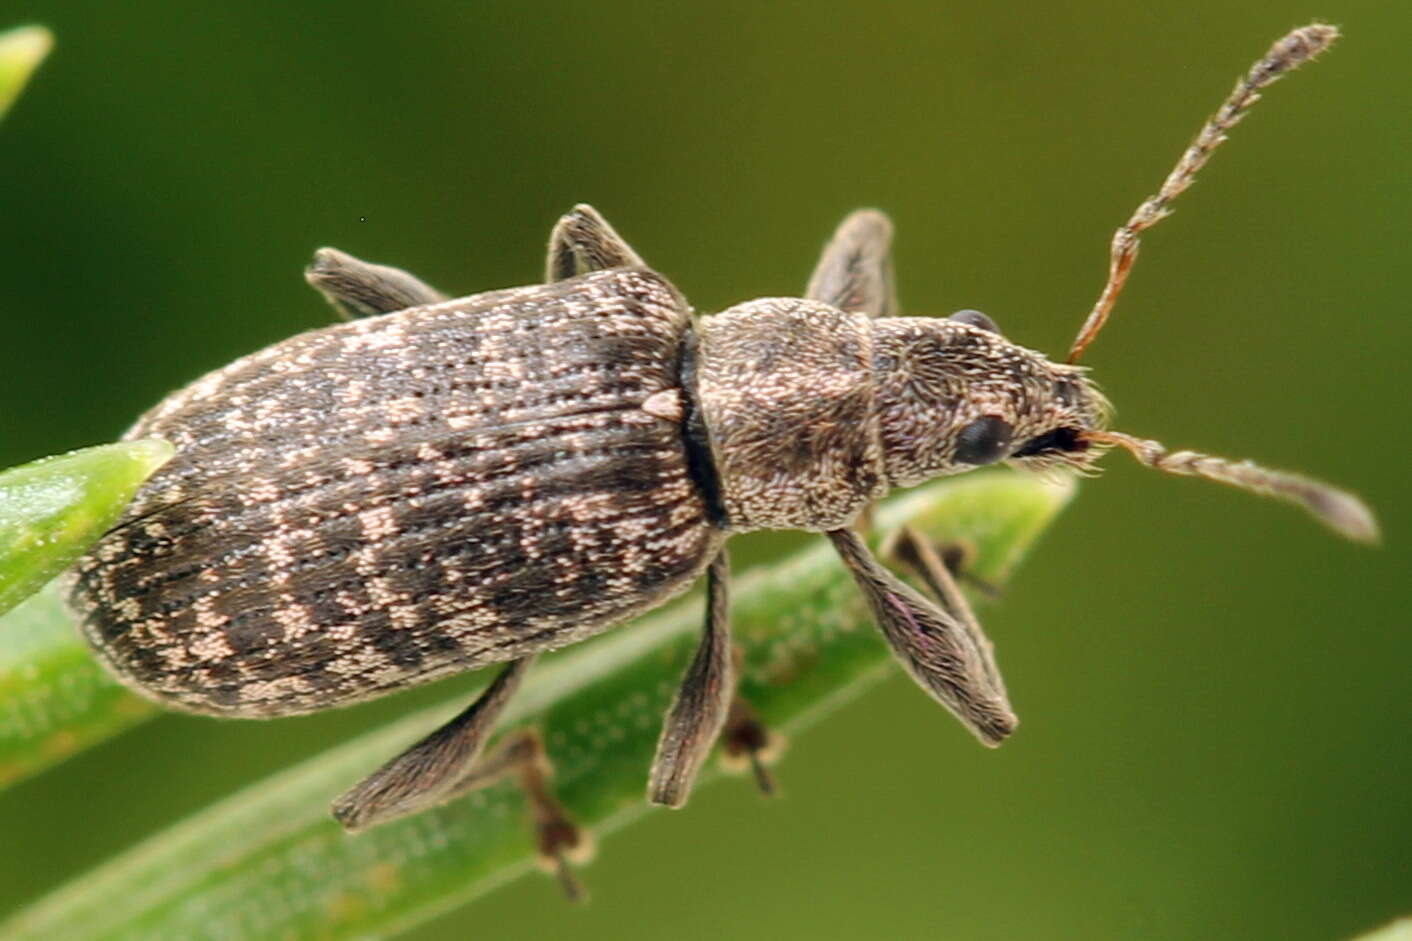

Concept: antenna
[[1088, 430, 1379, 543], [1067, 24, 1340, 363]]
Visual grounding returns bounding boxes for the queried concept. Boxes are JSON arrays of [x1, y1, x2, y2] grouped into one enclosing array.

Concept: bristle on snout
[[1088, 430, 1379, 544]]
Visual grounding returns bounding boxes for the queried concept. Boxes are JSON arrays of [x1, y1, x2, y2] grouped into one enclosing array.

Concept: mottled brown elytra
[[66, 23, 1372, 898]]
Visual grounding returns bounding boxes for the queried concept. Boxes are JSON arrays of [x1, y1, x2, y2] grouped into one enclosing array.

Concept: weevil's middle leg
[[304, 247, 447, 320], [445, 728, 592, 902], [719, 695, 782, 796], [545, 204, 647, 282], [648, 549, 734, 808], [332, 655, 534, 832]]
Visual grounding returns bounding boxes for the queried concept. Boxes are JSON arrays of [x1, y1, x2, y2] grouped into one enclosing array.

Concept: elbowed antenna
[[1067, 23, 1340, 363], [1086, 430, 1379, 544]]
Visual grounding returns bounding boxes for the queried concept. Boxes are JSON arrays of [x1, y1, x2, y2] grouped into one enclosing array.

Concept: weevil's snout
[[1010, 424, 1090, 464], [871, 316, 1109, 486], [1003, 373, 1109, 474]]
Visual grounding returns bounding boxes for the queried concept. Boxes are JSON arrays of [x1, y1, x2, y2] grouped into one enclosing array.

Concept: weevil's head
[[871, 307, 1377, 544], [872, 310, 1110, 487], [863, 18, 1372, 544]]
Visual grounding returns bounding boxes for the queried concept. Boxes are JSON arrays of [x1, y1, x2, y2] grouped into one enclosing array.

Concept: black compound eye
[[948, 309, 1001, 334], [954, 415, 1014, 465]]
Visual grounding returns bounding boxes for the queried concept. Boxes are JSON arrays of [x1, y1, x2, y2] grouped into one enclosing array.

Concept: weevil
[[66, 24, 1375, 895]]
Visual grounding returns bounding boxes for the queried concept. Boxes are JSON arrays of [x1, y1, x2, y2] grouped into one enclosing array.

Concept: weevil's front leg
[[807, 209, 898, 533], [884, 526, 1006, 698], [805, 208, 898, 317], [827, 528, 1016, 746], [305, 247, 447, 320], [888, 531, 1002, 601], [332, 655, 534, 832], [648, 550, 734, 808], [545, 203, 647, 282]]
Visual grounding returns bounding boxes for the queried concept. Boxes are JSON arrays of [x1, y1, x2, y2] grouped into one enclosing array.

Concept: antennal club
[[1088, 430, 1379, 544], [1067, 23, 1340, 363]]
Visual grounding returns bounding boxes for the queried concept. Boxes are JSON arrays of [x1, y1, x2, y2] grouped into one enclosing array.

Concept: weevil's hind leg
[[648, 550, 734, 808], [883, 526, 1006, 698], [332, 656, 534, 832], [805, 209, 898, 317], [827, 528, 1016, 745], [545, 204, 647, 282], [305, 247, 448, 320], [444, 728, 592, 902]]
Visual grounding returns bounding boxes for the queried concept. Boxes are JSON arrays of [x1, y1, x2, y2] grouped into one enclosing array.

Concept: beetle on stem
[[67, 23, 1373, 896]]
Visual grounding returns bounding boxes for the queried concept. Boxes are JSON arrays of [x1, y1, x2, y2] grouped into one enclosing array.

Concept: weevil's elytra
[[65, 23, 1376, 895], [73, 270, 723, 716]]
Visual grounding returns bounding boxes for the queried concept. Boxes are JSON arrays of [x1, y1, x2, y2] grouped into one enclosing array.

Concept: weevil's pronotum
[[67, 24, 1375, 895]]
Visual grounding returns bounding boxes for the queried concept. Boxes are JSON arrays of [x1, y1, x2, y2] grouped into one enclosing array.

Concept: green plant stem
[[0, 442, 176, 786], [0, 581, 158, 787], [0, 470, 1073, 941]]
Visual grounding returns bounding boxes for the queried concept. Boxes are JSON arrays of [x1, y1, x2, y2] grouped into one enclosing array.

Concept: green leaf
[[0, 25, 52, 122], [1354, 920, 1412, 941], [0, 441, 175, 618], [0, 470, 1073, 941], [0, 442, 173, 786]]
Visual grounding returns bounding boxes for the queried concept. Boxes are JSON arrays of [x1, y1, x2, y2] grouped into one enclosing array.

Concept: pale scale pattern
[[68, 269, 723, 717]]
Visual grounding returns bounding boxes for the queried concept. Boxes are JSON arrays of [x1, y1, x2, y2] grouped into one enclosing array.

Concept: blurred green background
[[1, 1, 1407, 939]]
